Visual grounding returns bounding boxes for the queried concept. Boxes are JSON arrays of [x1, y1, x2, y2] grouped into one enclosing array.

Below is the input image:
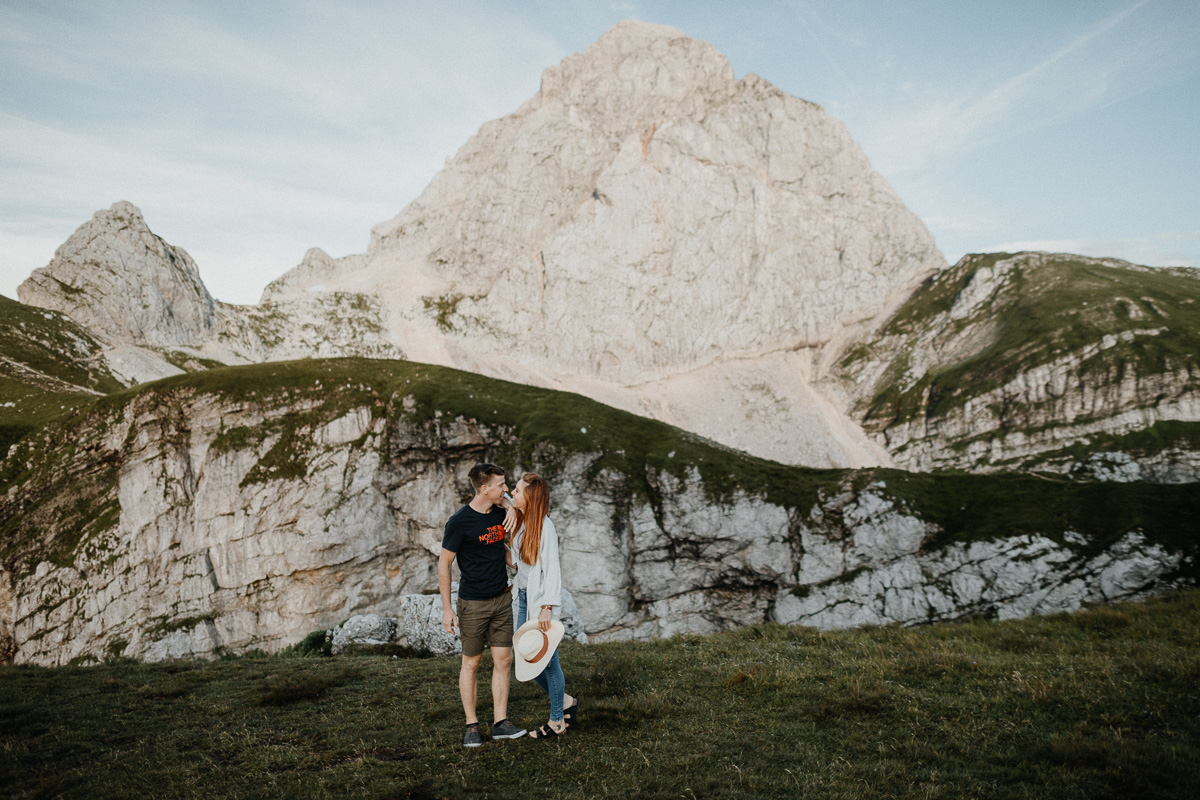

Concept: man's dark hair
[[468, 463, 506, 491]]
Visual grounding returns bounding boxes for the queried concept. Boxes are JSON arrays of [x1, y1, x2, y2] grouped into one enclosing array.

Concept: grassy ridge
[[855, 253, 1200, 433], [4, 358, 1199, 586], [2, 590, 1198, 799]]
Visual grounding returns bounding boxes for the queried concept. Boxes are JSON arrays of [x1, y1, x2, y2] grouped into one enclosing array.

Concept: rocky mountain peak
[[536, 20, 734, 125], [18, 201, 215, 348]]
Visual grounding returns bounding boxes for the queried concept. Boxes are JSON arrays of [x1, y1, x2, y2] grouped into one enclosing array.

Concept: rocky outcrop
[[1, 359, 1193, 666], [19, 202, 217, 348], [330, 614, 398, 655], [834, 252, 1200, 481], [15, 203, 403, 381]]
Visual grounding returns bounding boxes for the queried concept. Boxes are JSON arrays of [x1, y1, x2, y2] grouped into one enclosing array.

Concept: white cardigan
[[511, 515, 563, 616]]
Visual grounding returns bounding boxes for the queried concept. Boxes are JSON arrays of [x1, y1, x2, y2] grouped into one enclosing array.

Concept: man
[[439, 462, 526, 746]]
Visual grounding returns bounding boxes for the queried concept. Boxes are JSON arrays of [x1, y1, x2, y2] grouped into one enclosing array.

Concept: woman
[[508, 472, 577, 739]]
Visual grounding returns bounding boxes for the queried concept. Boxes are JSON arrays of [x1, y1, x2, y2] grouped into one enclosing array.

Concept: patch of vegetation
[[421, 293, 484, 333], [1, 590, 1198, 798], [1013, 420, 1200, 470], [0, 418, 122, 578], [0, 376, 94, 457], [254, 666, 361, 707], [288, 629, 332, 658], [322, 292, 385, 336], [0, 294, 122, 394], [145, 615, 216, 640], [241, 304, 289, 348], [337, 643, 436, 659]]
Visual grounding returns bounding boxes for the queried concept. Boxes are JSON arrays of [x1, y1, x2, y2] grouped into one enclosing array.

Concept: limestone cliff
[[2, 359, 1193, 666]]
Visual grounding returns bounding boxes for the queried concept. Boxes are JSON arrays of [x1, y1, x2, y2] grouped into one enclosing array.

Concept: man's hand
[[442, 608, 458, 635]]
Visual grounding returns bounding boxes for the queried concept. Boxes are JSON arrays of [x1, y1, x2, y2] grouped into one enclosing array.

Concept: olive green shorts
[[456, 590, 514, 657]]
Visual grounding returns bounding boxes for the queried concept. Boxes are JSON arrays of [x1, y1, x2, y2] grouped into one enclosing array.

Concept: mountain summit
[[19, 202, 216, 348], [259, 20, 945, 466]]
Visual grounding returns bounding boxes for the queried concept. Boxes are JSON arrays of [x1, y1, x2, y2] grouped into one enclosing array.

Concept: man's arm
[[439, 548, 458, 634]]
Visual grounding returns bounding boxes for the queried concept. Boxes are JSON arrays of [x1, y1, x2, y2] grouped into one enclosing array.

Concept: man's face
[[480, 474, 508, 505]]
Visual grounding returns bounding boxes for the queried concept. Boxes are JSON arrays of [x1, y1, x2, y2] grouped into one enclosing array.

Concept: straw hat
[[513, 618, 565, 682]]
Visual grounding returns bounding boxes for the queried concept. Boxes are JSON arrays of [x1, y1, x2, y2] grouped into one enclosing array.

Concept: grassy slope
[[0, 294, 122, 455], [1, 590, 1197, 799], [3, 358, 1199, 585], [849, 253, 1200, 454]]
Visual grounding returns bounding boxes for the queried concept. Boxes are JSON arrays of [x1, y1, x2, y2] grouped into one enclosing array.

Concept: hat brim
[[513, 618, 565, 682]]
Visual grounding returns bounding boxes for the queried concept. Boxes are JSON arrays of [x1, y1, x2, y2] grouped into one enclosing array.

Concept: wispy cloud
[[864, 0, 1159, 175]]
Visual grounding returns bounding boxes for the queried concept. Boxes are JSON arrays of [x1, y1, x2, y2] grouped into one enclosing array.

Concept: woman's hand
[[538, 606, 552, 632]]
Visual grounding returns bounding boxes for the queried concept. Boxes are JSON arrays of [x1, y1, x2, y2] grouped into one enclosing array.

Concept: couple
[[438, 463, 577, 747]]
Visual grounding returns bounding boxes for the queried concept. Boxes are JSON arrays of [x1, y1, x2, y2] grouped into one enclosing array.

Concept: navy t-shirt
[[442, 504, 509, 600]]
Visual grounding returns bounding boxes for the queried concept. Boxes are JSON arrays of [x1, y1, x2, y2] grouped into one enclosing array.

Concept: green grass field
[[3, 590, 1197, 799]]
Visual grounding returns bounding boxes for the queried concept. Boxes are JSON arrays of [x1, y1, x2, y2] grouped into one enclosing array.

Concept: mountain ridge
[[18, 19, 945, 469]]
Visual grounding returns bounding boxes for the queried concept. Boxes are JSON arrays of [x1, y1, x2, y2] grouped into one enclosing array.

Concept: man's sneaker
[[463, 723, 482, 747], [491, 719, 527, 740]]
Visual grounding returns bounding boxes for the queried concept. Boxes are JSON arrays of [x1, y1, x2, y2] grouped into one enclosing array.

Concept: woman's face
[[511, 479, 528, 511]]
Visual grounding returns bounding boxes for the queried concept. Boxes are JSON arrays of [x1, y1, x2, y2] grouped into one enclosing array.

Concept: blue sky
[[2, 0, 1197, 304]]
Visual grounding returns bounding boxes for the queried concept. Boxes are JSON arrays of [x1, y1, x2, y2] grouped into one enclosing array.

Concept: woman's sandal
[[528, 722, 567, 740], [563, 701, 578, 726]]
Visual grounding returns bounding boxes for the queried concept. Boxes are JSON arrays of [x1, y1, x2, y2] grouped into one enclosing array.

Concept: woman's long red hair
[[516, 472, 550, 566]]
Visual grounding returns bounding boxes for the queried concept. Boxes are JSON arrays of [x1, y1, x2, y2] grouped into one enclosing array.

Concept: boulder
[[330, 614, 397, 655], [327, 587, 588, 657]]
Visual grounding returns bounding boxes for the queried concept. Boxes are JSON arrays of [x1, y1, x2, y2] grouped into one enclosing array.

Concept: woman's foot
[[528, 719, 568, 739], [563, 694, 578, 725]]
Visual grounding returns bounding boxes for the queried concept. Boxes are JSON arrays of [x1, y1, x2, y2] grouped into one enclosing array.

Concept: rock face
[[1, 360, 1193, 666], [19, 202, 216, 348]]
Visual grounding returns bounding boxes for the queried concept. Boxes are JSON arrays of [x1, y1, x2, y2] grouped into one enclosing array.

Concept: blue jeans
[[516, 588, 566, 722]]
